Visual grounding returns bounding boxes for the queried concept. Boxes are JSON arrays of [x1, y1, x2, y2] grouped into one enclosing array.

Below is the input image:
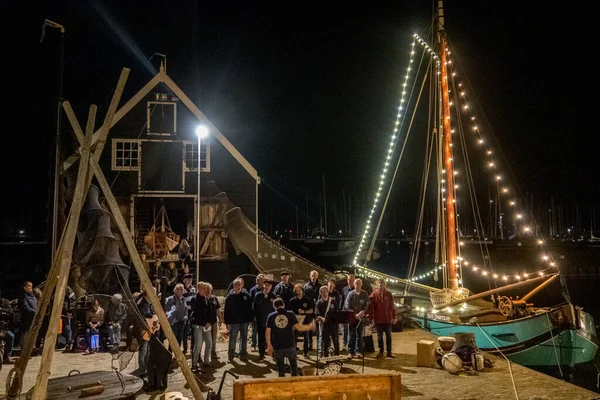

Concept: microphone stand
[[355, 316, 366, 374]]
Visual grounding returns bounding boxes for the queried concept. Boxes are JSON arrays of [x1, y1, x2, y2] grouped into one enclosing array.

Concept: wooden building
[[62, 64, 260, 288]]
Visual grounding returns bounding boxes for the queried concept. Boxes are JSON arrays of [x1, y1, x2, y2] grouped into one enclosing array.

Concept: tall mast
[[437, 0, 459, 291]]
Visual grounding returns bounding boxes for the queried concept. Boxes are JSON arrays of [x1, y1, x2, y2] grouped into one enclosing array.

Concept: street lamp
[[195, 125, 209, 284]]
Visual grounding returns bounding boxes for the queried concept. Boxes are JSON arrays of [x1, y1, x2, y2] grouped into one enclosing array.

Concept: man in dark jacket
[[60, 286, 76, 351], [315, 286, 340, 356], [288, 284, 315, 358], [249, 274, 265, 352], [273, 270, 294, 307], [303, 270, 322, 303], [190, 282, 215, 371], [341, 274, 355, 351], [252, 280, 276, 360], [18, 281, 37, 348], [224, 278, 253, 362]]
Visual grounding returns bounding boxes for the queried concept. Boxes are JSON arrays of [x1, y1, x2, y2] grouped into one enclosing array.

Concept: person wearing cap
[[252, 280, 276, 360], [273, 270, 294, 307], [266, 297, 316, 377]]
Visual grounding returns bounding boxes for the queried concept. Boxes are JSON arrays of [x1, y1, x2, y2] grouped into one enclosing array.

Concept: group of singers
[[222, 269, 398, 377]]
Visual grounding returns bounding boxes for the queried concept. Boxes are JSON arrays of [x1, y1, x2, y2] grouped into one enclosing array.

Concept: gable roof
[[63, 64, 258, 181]]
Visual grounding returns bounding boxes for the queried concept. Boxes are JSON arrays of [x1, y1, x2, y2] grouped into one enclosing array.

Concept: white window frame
[[147, 101, 177, 136], [111, 139, 141, 171], [183, 140, 211, 172]]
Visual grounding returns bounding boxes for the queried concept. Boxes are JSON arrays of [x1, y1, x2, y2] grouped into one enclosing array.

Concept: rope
[[545, 313, 564, 379], [475, 323, 520, 400]]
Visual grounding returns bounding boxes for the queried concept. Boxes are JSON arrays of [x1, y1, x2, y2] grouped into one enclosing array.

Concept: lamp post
[[195, 125, 209, 284]]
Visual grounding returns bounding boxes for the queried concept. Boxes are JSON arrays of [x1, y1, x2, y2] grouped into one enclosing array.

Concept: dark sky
[[2, 1, 595, 239]]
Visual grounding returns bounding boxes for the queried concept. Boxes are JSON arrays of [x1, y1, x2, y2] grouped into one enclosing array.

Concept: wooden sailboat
[[144, 205, 180, 258], [354, 0, 598, 369]]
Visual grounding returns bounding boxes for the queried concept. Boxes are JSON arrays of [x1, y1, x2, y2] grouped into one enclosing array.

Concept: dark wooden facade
[[95, 77, 258, 287]]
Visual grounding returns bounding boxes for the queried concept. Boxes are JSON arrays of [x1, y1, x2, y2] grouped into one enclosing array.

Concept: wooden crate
[[233, 373, 401, 400]]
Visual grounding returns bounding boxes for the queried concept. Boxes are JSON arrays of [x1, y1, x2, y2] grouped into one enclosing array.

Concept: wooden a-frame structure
[[5, 68, 204, 400]]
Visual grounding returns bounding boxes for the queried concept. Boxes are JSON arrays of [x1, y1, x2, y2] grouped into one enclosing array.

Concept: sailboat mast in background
[[437, 0, 459, 291]]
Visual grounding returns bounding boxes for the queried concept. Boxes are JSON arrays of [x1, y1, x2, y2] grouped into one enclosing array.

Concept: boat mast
[[437, 0, 459, 291]]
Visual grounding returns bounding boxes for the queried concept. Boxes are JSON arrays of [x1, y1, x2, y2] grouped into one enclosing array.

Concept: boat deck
[[2, 328, 597, 399]]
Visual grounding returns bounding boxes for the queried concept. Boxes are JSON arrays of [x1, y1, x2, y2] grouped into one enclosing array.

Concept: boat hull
[[412, 306, 598, 367]]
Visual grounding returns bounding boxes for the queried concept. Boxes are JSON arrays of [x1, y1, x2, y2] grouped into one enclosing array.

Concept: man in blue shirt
[[344, 278, 369, 358], [266, 298, 315, 377]]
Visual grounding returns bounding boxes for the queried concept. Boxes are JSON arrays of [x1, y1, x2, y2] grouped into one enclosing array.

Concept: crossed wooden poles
[[5, 68, 203, 400]]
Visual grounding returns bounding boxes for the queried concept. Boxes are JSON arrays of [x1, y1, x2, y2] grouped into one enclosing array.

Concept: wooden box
[[416, 340, 436, 367], [233, 373, 401, 400]]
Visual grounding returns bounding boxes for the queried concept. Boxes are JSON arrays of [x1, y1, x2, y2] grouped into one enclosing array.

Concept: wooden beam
[[31, 105, 95, 400], [88, 156, 204, 400], [160, 70, 258, 180], [521, 273, 559, 302], [63, 89, 203, 399], [62, 68, 159, 172], [7, 215, 71, 398], [200, 203, 223, 255], [433, 273, 558, 309]]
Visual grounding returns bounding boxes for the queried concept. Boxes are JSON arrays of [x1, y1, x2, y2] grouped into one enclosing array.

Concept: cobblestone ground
[[1, 329, 598, 400]]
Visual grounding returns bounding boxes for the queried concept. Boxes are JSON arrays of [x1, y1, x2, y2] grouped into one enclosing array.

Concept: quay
[[1, 329, 597, 400]]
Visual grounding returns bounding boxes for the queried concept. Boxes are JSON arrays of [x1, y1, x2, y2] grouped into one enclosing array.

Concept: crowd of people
[[0, 266, 401, 384]]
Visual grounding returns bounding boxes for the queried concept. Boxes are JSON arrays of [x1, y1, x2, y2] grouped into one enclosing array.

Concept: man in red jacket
[[369, 278, 397, 358]]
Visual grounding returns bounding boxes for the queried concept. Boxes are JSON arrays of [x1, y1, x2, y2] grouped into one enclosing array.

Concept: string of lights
[[443, 49, 560, 275], [353, 34, 438, 267], [352, 34, 560, 289]]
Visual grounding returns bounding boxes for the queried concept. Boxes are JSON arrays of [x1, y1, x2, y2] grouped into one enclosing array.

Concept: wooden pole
[[521, 274, 559, 302], [63, 86, 204, 399], [31, 105, 95, 400], [87, 157, 204, 399], [6, 69, 129, 400], [7, 212, 70, 398], [433, 273, 557, 309]]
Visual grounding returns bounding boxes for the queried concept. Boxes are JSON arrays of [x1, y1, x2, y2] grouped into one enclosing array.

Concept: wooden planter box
[[233, 373, 401, 400]]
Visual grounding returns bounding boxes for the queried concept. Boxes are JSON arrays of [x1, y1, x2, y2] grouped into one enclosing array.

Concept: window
[[147, 101, 177, 136], [112, 139, 140, 171], [184, 141, 210, 172]]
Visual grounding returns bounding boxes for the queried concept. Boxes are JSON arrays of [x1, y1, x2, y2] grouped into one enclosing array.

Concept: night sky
[[2, 1, 595, 240]]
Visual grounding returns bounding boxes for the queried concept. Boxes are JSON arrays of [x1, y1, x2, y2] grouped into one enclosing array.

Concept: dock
[[1, 328, 598, 399]]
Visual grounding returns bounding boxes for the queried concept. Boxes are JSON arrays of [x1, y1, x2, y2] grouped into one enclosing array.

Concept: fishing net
[[73, 184, 130, 295]]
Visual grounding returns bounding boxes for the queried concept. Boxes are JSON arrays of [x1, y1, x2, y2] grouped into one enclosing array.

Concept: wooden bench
[[233, 373, 401, 400]]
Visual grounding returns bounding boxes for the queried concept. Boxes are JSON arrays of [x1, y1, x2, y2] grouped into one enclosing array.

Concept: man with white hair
[[107, 293, 128, 351], [343, 278, 369, 359], [166, 283, 189, 352], [224, 278, 253, 362]]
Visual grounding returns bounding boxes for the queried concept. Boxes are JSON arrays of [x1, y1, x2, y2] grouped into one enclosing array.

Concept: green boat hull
[[412, 305, 598, 367]]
